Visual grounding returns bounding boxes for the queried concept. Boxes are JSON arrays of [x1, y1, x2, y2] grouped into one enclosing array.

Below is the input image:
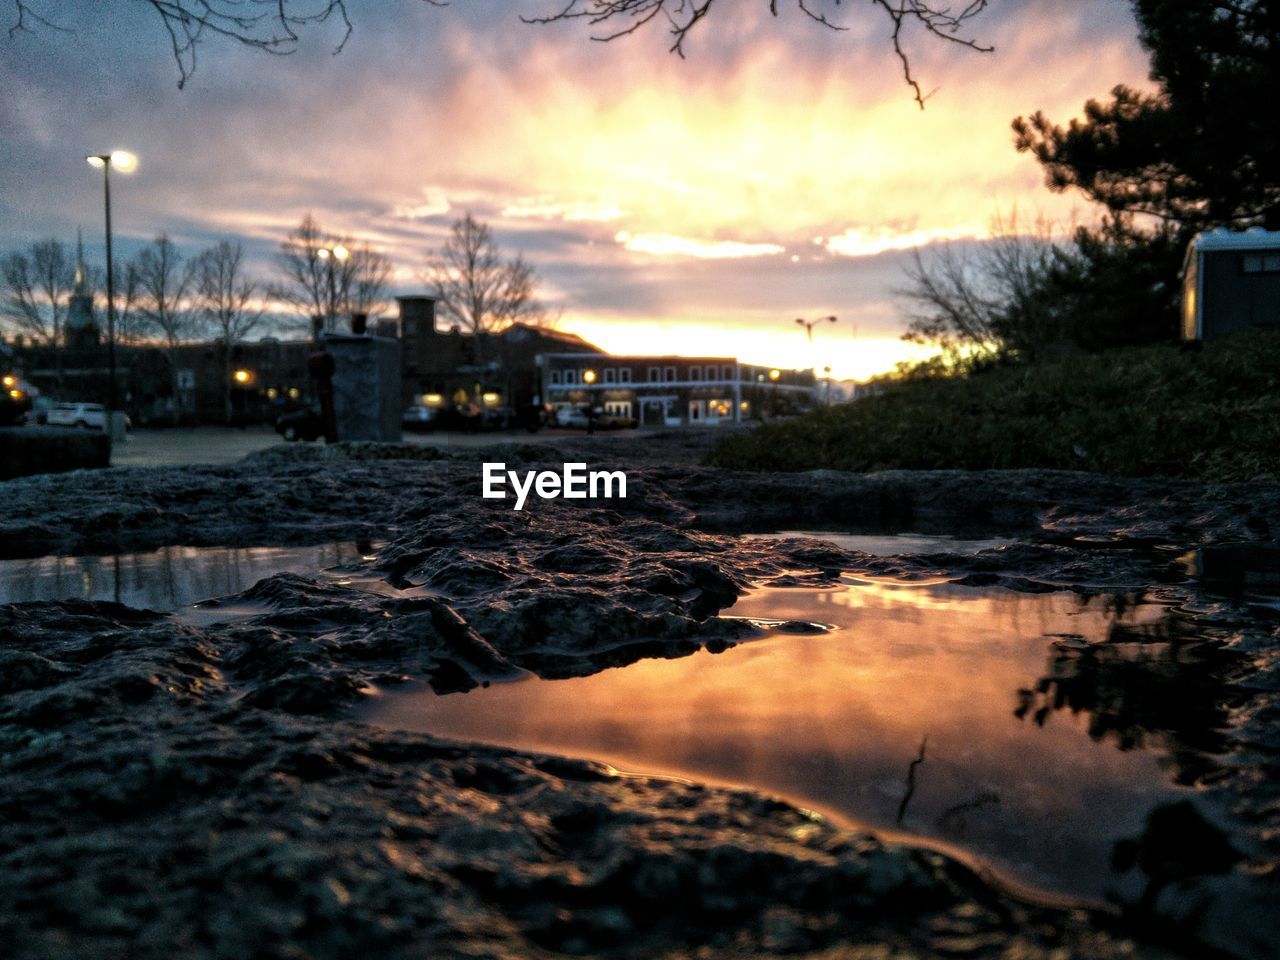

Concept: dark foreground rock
[[1, 437, 1278, 959]]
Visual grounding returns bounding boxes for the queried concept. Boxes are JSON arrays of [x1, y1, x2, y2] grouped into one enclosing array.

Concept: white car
[[553, 406, 591, 429], [45, 402, 129, 432]]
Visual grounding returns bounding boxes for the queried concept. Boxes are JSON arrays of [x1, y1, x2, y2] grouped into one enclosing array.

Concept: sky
[[0, 0, 1153, 380]]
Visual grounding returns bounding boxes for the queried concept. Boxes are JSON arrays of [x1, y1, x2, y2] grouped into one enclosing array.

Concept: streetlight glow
[[109, 150, 137, 172], [332, 244, 349, 261], [583, 369, 597, 384], [86, 155, 106, 169], [769, 369, 781, 381], [233, 369, 251, 384]]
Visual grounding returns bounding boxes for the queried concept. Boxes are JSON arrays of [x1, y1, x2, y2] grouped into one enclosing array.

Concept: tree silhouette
[[425, 213, 548, 365], [0, 239, 74, 349], [273, 215, 392, 333], [193, 240, 263, 423], [1013, 0, 1280, 230], [133, 234, 199, 419]]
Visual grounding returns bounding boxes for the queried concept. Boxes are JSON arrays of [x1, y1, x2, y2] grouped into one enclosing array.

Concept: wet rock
[[2, 439, 1279, 958]]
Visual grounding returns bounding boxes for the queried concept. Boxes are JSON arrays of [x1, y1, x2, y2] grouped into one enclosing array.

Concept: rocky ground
[[1, 433, 1277, 959]]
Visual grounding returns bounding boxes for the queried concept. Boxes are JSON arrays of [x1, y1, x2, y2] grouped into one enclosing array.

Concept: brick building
[[541, 353, 818, 426], [398, 296, 599, 414]]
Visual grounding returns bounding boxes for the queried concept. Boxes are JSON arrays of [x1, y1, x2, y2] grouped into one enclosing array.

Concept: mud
[[1, 435, 1277, 959]]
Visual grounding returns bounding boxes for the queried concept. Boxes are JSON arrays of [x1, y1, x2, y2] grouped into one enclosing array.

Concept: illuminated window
[[708, 398, 732, 417]]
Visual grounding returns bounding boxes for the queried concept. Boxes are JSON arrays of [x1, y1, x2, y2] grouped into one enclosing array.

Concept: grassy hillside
[[707, 332, 1280, 481]]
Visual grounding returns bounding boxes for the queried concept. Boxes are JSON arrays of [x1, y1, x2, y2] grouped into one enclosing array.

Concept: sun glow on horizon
[[559, 315, 942, 383]]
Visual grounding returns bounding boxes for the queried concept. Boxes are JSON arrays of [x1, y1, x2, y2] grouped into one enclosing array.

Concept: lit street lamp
[[86, 150, 137, 438], [582, 368, 598, 433], [317, 244, 349, 330]]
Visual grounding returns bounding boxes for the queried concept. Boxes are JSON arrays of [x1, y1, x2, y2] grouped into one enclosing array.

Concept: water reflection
[[0, 541, 377, 611], [1015, 609, 1238, 785], [751, 530, 1015, 556], [362, 579, 1188, 903]]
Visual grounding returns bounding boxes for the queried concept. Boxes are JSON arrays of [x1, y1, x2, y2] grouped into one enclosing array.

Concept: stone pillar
[[324, 334, 402, 442]]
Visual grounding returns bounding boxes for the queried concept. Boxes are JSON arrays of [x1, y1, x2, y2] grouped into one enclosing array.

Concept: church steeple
[[73, 228, 90, 296], [66, 227, 100, 349]]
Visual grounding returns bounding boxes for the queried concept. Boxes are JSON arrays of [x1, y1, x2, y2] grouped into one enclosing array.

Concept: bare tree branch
[[525, 0, 992, 106]]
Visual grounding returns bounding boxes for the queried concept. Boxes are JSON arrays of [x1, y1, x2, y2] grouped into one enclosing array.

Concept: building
[[1182, 228, 1280, 339], [541, 353, 818, 426], [398, 296, 599, 414]]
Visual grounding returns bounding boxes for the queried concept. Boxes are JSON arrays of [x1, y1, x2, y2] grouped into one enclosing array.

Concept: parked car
[[275, 405, 324, 442], [553, 405, 591, 429], [44, 402, 130, 432], [594, 411, 639, 430], [402, 404, 438, 432], [552, 405, 637, 430]]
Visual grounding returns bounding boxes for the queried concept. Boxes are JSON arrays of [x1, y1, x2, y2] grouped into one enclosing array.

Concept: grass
[[707, 331, 1280, 482]]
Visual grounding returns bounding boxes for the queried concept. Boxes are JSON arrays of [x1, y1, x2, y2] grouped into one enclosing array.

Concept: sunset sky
[[0, 1, 1152, 380]]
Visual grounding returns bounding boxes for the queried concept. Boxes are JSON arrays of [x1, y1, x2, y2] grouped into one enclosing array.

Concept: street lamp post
[[85, 150, 136, 437], [316, 244, 349, 331], [794, 315, 836, 409], [795, 315, 837, 344]]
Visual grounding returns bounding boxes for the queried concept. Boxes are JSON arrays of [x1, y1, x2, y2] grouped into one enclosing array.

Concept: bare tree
[[87, 259, 145, 344], [194, 240, 263, 423], [114, 258, 145, 344], [526, 0, 992, 107], [1, 239, 74, 348], [426, 213, 548, 365], [343, 243, 393, 320], [273, 215, 392, 333], [133, 234, 198, 418], [897, 209, 1067, 359]]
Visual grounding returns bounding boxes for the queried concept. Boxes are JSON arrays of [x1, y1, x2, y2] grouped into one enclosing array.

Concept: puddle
[[750, 530, 1015, 555], [360, 579, 1191, 905], [0, 542, 382, 611]]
